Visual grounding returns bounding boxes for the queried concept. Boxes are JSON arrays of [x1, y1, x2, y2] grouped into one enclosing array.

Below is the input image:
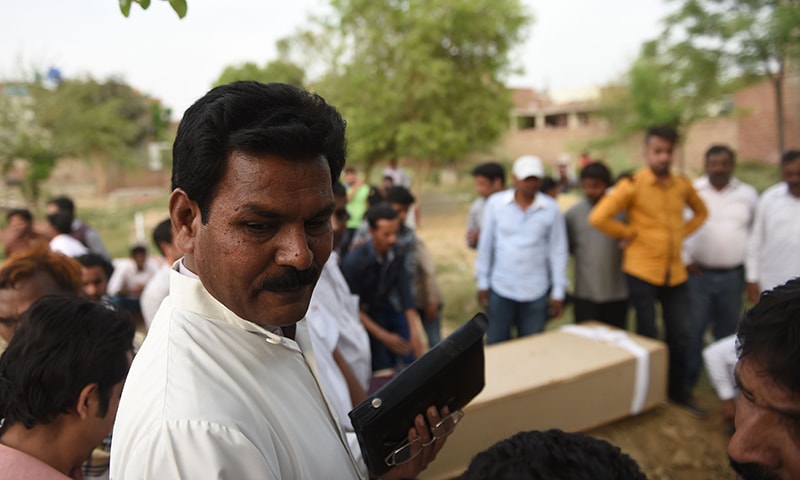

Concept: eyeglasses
[[384, 409, 464, 467]]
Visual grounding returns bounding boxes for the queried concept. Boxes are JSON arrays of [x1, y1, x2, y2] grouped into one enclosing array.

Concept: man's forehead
[[707, 152, 733, 164], [82, 265, 107, 278], [737, 356, 800, 412], [375, 218, 399, 230]]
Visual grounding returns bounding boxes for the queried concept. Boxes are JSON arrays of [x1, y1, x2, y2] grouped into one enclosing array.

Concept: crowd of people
[[472, 127, 800, 419], [0, 81, 797, 479]]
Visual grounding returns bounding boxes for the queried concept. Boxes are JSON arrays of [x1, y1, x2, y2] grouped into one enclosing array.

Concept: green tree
[[119, 0, 187, 18], [0, 89, 62, 205], [662, 0, 800, 154], [286, 0, 531, 176], [597, 38, 719, 143], [213, 59, 306, 88], [31, 78, 153, 194]]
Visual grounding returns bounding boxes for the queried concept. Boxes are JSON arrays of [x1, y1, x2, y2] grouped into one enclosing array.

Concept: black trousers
[[573, 298, 629, 329], [626, 274, 690, 402]]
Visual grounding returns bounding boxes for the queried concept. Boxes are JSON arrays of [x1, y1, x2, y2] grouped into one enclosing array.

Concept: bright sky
[[0, 0, 672, 119]]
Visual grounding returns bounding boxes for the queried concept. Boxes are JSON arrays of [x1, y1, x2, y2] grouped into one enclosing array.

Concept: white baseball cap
[[513, 155, 544, 180]]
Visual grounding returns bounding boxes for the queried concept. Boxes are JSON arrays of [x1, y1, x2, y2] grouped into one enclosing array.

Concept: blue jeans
[[486, 291, 548, 345], [685, 266, 744, 387], [626, 274, 690, 401], [367, 306, 413, 371], [418, 306, 442, 347]]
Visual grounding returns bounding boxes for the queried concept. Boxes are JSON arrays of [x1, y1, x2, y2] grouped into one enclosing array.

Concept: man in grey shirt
[[466, 162, 505, 249], [565, 162, 629, 328]]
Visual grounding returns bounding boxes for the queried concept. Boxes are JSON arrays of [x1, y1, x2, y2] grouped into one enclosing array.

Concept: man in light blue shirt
[[476, 155, 569, 344]]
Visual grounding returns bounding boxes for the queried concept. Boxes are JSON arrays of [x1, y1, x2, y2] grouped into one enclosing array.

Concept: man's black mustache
[[259, 267, 319, 291], [729, 456, 781, 480]]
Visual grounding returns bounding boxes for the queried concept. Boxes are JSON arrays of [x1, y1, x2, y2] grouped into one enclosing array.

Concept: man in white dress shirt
[[305, 181, 372, 476], [139, 218, 182, 329], [47, 211, 89, 258], [684, 145, 758, 390], [111, 81, 445, 480], [745, 150, 800, 303]]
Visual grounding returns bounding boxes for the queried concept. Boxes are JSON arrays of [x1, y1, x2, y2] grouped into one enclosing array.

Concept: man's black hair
[[385, 186, 416, 206], [130, 245, 147, 256], [705, 145, 736, 164], [781, 149, 800, 165], [152, 219, 173, 256], [332, 181, 346, 199], [737, 277, 800, 394], [47, 212, 74, 235], [76, 253, 114, 280], [47, 196, 76, 216], [365, 203, 398, 229], [0, 295, 135, 434], [645, 125, 679, 145], [6, 208, 32, 224], [460, 429, 646, 480], [580, 161, 612, 185], [540, 176, 558, 193], [471, 162, 506, 186], [171, 81, 348, 223]]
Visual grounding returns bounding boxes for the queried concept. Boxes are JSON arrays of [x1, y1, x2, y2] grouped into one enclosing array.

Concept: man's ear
[[170, 188, 201, 255], [76, 383, 98, 420]]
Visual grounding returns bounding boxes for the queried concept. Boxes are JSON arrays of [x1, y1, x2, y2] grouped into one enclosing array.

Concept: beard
[[729, 456, 781, 480], [708, 173, 730, 188]]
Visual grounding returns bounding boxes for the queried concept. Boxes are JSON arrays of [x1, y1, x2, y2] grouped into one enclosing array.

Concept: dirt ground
[[588, 395, 733, 479], [418, 190, 735, 479]]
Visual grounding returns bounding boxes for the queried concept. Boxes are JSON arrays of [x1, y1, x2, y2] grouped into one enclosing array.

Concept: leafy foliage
[[0, 91, 61, 205], [278, 0, 531, 173], [0, 77, 154, 202], [119, 0, 187, 19], [661, 0, 800, 152], [598, 0, 800, 154], [33, 79, 151, 160], [213, 59, 306, 88]]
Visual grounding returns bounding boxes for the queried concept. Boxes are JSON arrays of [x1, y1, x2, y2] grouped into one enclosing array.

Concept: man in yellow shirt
[[589, 125, 708, 415]]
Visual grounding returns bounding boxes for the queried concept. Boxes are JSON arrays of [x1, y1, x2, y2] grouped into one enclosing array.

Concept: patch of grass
[[80, 195, 170, 258], [736, 160, 781, 193]]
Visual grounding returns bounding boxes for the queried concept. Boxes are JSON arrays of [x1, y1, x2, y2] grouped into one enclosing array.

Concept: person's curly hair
[[0, 243, 82, 295], [737, 277, 800, 395], [460, 429, 646, 480]]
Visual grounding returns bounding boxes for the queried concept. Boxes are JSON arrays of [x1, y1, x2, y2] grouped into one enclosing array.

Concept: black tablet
[[348, 312, 488, 477]]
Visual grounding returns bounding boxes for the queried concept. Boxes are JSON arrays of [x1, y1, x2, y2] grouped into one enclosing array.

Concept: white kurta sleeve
[[702, 335, 739, 402], [112, 420, 278, 480]]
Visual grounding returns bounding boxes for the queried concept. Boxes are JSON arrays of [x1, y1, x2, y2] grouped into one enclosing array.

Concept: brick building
[[498, 72, 800, 173]]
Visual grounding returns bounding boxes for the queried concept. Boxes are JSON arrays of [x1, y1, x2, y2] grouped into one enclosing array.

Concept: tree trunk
[[91, 151, 110, 195], [773, 74, 786, 157]]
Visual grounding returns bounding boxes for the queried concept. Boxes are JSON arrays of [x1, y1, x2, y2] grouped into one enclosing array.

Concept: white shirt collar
[[175, 258, 287, 340]]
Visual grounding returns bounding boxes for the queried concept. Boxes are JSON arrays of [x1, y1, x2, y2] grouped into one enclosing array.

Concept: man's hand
[[424, 302, 438, 324], [477, 289, 489, 309], [381, 331, 411, 356], [466, 229, 479, 249], [746, 282, 760, 304], [686, 262, 701, 276], [617, 231, 637, 250], [548, 299, 564, 319], [380, 406, 449, 480], [409, 328, 426, 359]]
